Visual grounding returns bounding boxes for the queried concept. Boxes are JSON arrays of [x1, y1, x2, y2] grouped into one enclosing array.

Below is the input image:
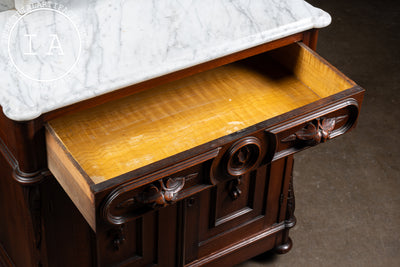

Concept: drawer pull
[[281, 115, 348, 145], [229, 178, 242, 200]]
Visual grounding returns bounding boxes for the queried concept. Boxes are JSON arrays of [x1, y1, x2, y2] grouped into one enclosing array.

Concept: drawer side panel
[[46, 127, 96, 231], [269, 42, 356, 98]]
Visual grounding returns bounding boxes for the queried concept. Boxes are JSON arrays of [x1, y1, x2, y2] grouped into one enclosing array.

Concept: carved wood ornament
[[103, 148, 220, 226], [110, 225, 126, 251], [229, 178, 242, 200], [281, 115, 348, 146], [225, 137, 263, 177], [118, 175, 191, 209], [285, 176, 296, 229], [103, 173, 197, 226], [119, 175, 192, 208]]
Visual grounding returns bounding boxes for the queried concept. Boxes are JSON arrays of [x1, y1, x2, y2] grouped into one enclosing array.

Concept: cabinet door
[[96, 204, 178, 267], [184, 157, 293, 266]]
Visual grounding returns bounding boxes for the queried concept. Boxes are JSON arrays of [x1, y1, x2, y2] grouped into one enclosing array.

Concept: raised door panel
[[96, 204, 178, 267], [184, 162, 284, 264], [97, 216, 155, 267]]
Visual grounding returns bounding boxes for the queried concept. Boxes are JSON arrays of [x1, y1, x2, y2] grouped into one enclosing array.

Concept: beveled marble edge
[[0, 0, 331, 121]]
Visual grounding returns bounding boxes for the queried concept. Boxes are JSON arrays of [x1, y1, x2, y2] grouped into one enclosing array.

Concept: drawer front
[[101, 153, 218, 226], [267, 97, 361, 161], [100, 128, 271, 226]]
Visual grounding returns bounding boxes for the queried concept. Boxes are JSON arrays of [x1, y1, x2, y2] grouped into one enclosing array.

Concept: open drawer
[[46, 42, 364, 231]]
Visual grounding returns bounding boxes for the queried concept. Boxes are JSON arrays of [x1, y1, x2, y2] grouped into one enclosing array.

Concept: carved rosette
[[225, 137, 263, 177]]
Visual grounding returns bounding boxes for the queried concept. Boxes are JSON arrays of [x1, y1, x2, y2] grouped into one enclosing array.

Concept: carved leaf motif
[[141, 184, 165, 206], [128, 173, 197, 208], [281, 115, 349, 145], [320, 118, 336, 142], [295, 123, 320, 142], [281, 134, 296, 142], [321, 118, 336, 131], [184, 173, 198, 182], [334, 115, 348, 125]]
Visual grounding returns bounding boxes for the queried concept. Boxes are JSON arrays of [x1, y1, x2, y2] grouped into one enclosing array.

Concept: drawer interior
[[46, 42, 357, 230], [47, 42, 355, 185]]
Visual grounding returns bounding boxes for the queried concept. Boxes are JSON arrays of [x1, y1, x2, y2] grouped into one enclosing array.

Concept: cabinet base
[[187, 223, 285, 266]]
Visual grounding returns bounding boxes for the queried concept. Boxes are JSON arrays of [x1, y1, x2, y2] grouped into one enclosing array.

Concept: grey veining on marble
[[0, 0, 14, 12], [0, 0, 331, 121]]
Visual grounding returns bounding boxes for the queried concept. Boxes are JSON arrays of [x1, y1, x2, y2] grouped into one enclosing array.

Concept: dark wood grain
[[41, 178, 96, 267], [0, 243, 14, 267], [0, 142, 41, 267], [303, 29, 319, 51]]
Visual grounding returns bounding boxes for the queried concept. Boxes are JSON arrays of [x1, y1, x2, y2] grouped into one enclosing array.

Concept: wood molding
[[275, 155, 295, 254], [224, 137, 263, 177], [12, 167, 50, 186], [102, 148, 220, 226], [0, 136, 49, 185], [186, 223, 285, 267], [0, 135, 16, 169], [303, 29, 319, 51], [281, 115, 348, 145], [267, 98, 360, 161], [116, 173, 195, 209]]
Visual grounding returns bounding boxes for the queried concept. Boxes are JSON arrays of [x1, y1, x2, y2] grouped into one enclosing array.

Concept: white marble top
[[0, 0, 330, 121], [0, 0, 14, 12]]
